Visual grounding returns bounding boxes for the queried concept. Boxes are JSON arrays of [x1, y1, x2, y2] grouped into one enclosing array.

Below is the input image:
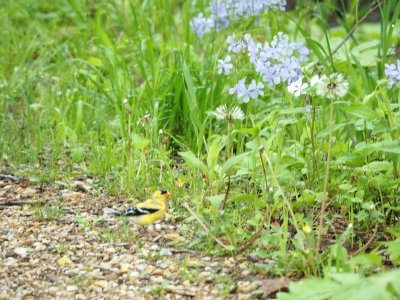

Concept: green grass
[[1, 0, 400, 298]]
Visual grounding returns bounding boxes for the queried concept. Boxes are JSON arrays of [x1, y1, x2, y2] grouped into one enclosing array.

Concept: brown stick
[[237, 206, 269, 253], [1, 200, 44, 206], [183, 203, 230, 249], [349, 224, 378, 257]]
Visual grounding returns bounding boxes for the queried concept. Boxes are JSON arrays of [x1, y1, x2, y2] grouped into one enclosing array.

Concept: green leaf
[[279, 270, 400, 300], [355, 141, 400, 154], [132, 133, 150, 150], [206, 194, 225, 211], [227, 194, 257, 204], [339, 183, 353, 191], [221, 152, 250, 175], [382, 238, 400, 264], [179, 151, 207, 173], [235, 126, 260, 136], [207, 142, 221, 171], [340, 105, 377, 121], [359, 161, 393, 173]]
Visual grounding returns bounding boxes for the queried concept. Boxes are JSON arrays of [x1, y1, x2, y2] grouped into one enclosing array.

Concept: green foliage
[[278, 269, 400, 300]]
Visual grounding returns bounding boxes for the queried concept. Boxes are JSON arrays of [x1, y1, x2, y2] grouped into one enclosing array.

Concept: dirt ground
[[0, 173, 288, 299]]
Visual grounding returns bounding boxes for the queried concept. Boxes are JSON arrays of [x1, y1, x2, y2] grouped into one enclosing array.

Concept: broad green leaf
[[355, 141, 400, 154], [359, 161, 393, 173], [382, 238, 400, 264], [340, 105, 377, 121], [227, 194, 257, 204], [179, 151, 207, 173], [221, 152, 251, 175], [206, 194, 225, 210], [132, 133, 150, 150], [235, 126, 260, 136], [339, 183, 353, 191], [207, 142, 221, 170]]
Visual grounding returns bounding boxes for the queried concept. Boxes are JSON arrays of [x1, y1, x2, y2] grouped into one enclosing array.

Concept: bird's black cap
[[161, 190, 168, 194]]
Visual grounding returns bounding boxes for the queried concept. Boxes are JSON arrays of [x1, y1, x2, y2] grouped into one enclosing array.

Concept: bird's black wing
[[120, 205, 160, 216]]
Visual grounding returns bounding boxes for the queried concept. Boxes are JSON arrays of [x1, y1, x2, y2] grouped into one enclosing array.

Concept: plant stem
[[221, 119, 232, 211], [308, 102, 317, 189], [261, 148, 305, 251], [237, 149, 270, 253], [317, 97, 334, 251]]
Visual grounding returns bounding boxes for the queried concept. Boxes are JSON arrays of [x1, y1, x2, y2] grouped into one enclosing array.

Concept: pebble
[[130, 271, 140, 278], [14, 247, 27, 257], [199, 271, 211, 278], [66, 285, 78, 292], [149, 244, 158, 251], [136, 264, 147, 272], [159, 248, 172, 256]]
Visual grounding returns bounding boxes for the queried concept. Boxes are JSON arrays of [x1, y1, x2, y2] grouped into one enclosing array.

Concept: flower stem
[[317, 97, 334, 251], [221, 119, 232, 211]]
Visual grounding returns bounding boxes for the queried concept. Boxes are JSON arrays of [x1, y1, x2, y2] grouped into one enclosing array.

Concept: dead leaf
[[57, 256, 73, 265]]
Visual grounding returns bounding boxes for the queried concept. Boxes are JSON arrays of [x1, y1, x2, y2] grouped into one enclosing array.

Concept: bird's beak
[[166, 192, 171, 198]]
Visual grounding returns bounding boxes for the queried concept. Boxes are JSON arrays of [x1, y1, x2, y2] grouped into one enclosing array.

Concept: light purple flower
[[227, 33, 241, 53], [230, 78, 264, 103], [190, 13, 214, 40], [247, 80, 264, 101], [217, 55, 233, 75], [191, 0, 287, 39], [245, 32, 309, 86], [385, 60, 400, 89]]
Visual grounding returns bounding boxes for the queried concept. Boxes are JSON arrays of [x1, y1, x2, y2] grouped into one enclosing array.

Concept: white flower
[[123, 98, 128, 104], [213, 105, 244, 121], [316, 73, 349, 99], [287, 77, 308, 96], [217, 55, 233, 75], [310, 75, 320, 87]]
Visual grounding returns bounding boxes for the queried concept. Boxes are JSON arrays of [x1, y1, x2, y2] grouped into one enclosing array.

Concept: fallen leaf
[[57, 256, 73, 265]]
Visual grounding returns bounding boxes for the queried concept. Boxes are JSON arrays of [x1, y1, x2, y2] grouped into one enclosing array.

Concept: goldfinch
[[112, 190, 171, 225]]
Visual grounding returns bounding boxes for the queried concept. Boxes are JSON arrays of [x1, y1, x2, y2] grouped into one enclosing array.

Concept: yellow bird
[[112, 190, 171, 225]]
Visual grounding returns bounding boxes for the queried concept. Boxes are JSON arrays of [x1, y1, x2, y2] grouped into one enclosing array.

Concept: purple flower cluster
[[191, 0, 286, 40], [385, 60, 400, 89], [229, 77, 264, 103], [247, 32, 309, 86], [225, 32, 309, 102]]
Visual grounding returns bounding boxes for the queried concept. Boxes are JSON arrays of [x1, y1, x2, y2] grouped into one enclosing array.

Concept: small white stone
[[149, 244, 158, 251], [136, 264, 146, 272], [159, 248, 172, 257], [66, 286, 78, 292], [14, 247, 27, 257]]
